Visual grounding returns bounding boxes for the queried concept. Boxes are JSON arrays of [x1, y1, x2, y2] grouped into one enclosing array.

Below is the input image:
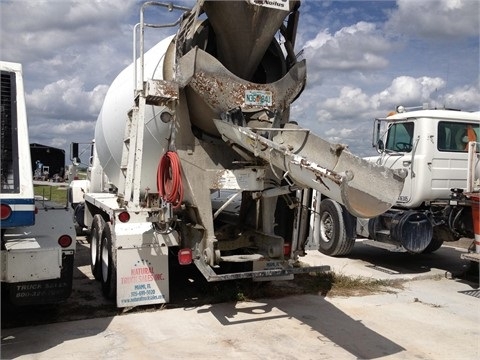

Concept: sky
[[1, 0, 479, 162]]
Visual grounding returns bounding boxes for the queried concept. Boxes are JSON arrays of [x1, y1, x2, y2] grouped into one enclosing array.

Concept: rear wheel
[[73, 203, 86, 236], [101, 222, 116, 300], [318, 199, 355, 256], [89, 215, 105, 281]]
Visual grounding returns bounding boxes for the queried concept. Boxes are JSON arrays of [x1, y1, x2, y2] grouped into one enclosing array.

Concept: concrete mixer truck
[[69, 0, 405, 308]]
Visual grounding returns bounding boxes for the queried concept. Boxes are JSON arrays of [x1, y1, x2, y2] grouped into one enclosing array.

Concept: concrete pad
[[2, 276, 479, 360], [1, 240, 479, 359], [303, 239, 475, 281]]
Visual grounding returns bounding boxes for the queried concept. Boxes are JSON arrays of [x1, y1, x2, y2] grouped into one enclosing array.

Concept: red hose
[[157, 151, 184, 209]]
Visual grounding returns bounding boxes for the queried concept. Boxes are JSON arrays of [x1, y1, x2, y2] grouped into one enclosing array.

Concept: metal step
[[362, 239, 406, 252], [144, 79, 179, 106], [220, 254, 264, 263], [461, 252, 480, 263], [194, 259, 330, 282]]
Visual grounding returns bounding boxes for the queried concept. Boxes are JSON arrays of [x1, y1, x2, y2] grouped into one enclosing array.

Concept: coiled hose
[[157, 151, 184, 209]]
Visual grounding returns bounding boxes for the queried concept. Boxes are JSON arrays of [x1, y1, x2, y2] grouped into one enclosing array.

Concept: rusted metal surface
[[176, 47, 306, 135], [145, 79, 179, 105]]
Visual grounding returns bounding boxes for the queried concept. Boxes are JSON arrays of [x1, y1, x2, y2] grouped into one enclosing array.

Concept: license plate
[[245, 90, 272, 106]]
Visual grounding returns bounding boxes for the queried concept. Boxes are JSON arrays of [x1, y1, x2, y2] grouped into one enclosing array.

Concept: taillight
[[178, 248, 192, 265], [0, 204, 12, 220], [283, 243, 292, 256], [118, 211, 130, 223], [58, 235, 73, 248]]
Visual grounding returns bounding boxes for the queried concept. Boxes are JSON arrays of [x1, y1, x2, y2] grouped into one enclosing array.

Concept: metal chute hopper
[[174, 0, 406, 218]]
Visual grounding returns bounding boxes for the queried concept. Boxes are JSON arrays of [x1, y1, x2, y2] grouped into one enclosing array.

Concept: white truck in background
[[1, 61, 76, 306], [69, 1, 405, 308], [311, 105, 480, 257]]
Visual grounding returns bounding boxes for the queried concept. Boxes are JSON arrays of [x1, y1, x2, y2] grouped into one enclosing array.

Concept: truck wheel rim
[[320, 212, 333, 243]]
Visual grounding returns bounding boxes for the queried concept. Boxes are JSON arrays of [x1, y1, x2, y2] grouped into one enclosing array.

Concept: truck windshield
[[385, 122, 414, 152], [438, 121, 480, 152]]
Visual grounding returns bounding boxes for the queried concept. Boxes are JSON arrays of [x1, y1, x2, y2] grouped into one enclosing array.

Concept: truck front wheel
[[318, 199, 355, 256]]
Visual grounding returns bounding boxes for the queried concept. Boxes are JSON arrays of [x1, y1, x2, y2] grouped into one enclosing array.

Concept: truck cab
[[313, 106, 479, 257], [372, 107, 479, 208]]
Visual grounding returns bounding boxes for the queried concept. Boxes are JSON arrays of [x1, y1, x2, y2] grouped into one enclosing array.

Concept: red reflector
[[58, 235, 73, 248], [118, 211, 130, 223], [283, 243, 292, 256], [178, 248, 192, 265], [0, 204, 12, 220]]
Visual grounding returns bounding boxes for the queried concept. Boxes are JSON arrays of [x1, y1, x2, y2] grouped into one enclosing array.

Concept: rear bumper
[[4, 253, 74, 305]]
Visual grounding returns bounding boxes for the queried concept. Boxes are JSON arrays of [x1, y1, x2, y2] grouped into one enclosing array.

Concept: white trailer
[[69, 1, 405, 308], [311, 106, 479, 257], [1, 61, 76, 305]]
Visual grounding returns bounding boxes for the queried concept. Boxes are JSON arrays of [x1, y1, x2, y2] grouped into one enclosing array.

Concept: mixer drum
[[94, 36, 174, 192]]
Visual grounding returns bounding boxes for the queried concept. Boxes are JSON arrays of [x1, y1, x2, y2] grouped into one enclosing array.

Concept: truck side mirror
[[376, 139, 385, 153], [71, 143, 79, 162]]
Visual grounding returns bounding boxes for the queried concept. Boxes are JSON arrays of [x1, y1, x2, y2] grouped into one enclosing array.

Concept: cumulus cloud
[[441, 85, 480, 110], [371, 76, 445, 109], [322, 86, 371, 116], [1, 0, 135, 62], [386, 0, 480, 39], [26, 78, 108, 120], [28, 120, 96, 150], [295, 73, 479, 157], [304, 22, 391, 71], [1, 0, 478, 161]]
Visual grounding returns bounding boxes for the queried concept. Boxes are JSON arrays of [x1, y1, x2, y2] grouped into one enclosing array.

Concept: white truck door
[[380, 121, 416, 205]]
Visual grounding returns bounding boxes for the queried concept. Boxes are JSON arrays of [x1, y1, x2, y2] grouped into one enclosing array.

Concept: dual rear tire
[[89, 215, 116, 300], [89, 215, 104, 281], [100, 222, 116, 300]]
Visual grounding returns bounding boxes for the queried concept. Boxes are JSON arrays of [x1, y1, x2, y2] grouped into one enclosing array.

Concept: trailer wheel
[[89, 215, 105, 281], [101, 222, 116, 300], [318, 199, 355, 256]]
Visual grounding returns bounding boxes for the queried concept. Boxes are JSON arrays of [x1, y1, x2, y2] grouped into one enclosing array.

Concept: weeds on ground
[[178, 271, 406, 306]]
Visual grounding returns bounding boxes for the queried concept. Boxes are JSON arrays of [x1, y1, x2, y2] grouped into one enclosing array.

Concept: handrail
[[134, 2, 191, 93]]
